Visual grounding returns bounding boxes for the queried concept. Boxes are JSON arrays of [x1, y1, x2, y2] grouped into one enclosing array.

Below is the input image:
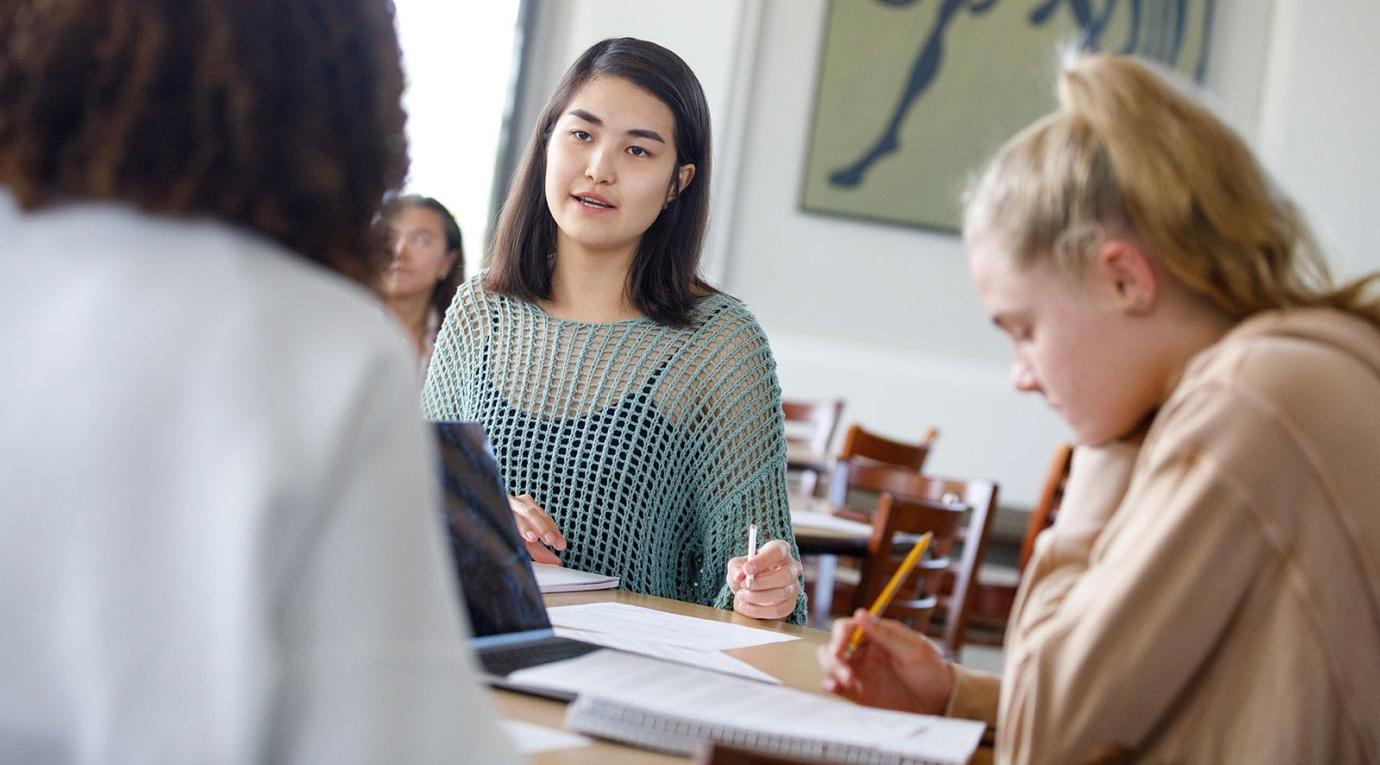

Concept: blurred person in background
[[379, 194, 465, 371]]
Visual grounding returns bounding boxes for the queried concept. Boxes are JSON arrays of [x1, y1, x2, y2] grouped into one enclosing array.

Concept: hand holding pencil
[[727, 527, 802, 621], [816, 531, 954, 715]]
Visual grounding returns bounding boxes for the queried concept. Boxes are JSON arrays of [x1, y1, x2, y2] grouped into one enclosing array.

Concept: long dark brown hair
[[487, 37, 714, 326], [0, 0, 408, 286]]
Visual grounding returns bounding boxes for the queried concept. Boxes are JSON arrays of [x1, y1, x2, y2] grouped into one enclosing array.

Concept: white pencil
[[745, 523, 758, 589]]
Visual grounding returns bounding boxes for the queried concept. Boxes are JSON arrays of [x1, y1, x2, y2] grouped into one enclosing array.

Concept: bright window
[[393, 1, 523, 264]]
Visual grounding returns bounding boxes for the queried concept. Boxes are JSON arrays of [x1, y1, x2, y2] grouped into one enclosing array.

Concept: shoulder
[[685, 292, 774, 355], [3, 196, 422, 483], [1146, 308, 1380, 515], [1174, 308, 1380, 420], [8, 197, 409, 370]]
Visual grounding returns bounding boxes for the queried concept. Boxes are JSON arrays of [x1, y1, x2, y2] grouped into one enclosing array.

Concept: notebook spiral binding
[[567, 695, 946, 765]]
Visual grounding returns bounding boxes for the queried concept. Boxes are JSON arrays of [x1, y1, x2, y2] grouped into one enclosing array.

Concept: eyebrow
[[567, 109, 667, 144]]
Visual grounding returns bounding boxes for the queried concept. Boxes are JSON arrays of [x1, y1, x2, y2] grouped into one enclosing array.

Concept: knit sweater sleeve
[[421, 275, 485, 421], [667, 301, 807, 625]]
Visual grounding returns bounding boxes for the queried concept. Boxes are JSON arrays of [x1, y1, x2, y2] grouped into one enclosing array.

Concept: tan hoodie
[[950, 308, 1380, 764]]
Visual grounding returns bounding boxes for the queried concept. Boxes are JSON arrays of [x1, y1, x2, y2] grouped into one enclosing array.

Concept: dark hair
[[487, 37, 714, 326], [0, 0, 408, 286], [381, 194, 466, 317]]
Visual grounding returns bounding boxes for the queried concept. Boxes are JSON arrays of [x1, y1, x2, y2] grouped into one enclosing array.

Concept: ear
[[438, 248, 460, 279], [1093, 238, 1157, 314], [666, 163, 696, 204]]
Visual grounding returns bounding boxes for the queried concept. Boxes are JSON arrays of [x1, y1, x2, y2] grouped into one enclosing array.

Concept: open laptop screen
[[433, 421, 550, 637]]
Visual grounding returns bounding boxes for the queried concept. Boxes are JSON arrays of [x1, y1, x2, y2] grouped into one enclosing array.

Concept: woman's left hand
[[726, 539, 802, 620]]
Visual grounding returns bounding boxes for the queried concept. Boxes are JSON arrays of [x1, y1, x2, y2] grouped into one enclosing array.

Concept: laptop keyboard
[[478, 636, 602, 677]]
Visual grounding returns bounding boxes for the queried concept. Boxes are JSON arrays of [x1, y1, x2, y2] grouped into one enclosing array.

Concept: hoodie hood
[[1223, 306, 1380, 384]]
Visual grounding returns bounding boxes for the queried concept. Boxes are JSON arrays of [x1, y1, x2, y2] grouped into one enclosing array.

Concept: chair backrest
[[1020, 442, 1073, 571], [838, 423, 937, 469], [854, 491, 965, 630], [835, 461, 999, 659], [827, 424, 938, 507], [781, 398, 844, 455]]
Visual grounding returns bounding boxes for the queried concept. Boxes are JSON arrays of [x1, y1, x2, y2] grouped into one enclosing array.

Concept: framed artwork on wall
[[801, 0, 1216, 233]]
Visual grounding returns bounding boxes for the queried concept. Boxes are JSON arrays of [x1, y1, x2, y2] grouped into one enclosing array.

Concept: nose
[[390, 234, 406, 261], [1010, 356, 1041, 394], [585, 145, 615, 184]]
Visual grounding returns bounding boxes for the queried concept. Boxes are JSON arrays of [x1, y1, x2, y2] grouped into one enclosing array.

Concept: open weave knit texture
[[424, 274, 807, 624]]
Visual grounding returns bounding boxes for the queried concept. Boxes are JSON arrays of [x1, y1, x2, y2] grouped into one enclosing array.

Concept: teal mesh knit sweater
[[423, 274, 807, 624]]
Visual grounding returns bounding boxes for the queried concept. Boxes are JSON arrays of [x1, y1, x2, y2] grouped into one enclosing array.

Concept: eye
[[997, 320, 1032, 344], [569, 129, 592, 142], [626, 145, 651, 158]]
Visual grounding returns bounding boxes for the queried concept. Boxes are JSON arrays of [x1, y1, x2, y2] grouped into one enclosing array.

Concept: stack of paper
[[509, 651, 985, 765], [531, 563, 619, 593], [545, 602, 797, 683]]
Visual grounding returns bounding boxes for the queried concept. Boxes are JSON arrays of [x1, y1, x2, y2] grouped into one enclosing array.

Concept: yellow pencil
[[842, 531, 933, 659]]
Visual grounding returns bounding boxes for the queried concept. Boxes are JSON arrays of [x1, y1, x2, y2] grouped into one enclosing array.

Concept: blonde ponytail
[[964, 53, 1380, 325]]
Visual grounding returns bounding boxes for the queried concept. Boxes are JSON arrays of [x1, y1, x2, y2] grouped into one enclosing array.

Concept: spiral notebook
[[511, 651, 984, 765]]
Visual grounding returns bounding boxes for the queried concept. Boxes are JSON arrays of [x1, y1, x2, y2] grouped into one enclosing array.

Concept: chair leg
[[809, 554, 837, 628]]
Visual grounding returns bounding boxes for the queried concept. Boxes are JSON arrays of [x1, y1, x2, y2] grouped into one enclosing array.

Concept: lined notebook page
[[509, 651, 983, 765]]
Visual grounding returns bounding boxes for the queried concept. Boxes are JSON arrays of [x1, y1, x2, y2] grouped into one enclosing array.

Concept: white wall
[[395, 1, 520, 258], [515, 0, 1380, 507], [1258, 0, 1380, 280]]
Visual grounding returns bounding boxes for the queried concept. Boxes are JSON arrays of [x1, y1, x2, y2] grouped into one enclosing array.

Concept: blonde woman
[[818, 53, 1380, 763]]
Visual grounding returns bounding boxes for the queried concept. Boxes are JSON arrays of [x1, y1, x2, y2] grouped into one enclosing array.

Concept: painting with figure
[[802, 0, 1215, 232]]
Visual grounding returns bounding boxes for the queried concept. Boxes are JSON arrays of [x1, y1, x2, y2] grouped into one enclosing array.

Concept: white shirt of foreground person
[[0, 192, 517, 764]]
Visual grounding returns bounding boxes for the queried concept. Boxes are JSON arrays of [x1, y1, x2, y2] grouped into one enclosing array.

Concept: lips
[[572, 192, 615, 209]]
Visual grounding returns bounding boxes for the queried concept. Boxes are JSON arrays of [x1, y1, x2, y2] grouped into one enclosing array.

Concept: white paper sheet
[[500, 719, 592, 754], [789, 508, 874, 536], [531, 563, 619, 593], [553, 627, 780, 684], [546, 602, 799, 651], [508, 651, 984, 765]]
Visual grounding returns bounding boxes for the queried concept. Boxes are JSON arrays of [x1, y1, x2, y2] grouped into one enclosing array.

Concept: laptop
[[432, 421, 605, 697]]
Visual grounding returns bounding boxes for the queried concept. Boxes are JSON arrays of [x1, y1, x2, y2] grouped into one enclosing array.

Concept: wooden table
[[495, 588, 832, 763], [785, 445, 833, 477]]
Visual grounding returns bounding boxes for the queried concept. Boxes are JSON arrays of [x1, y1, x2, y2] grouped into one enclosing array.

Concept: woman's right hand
[[816, 609, 953, 715], [507, 494, 567, 565]]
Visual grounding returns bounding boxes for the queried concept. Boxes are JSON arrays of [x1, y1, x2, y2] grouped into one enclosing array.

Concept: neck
[[386, 292, 433, 351], [1154, 295, 1237, 402], [544, 236, 642, 323]]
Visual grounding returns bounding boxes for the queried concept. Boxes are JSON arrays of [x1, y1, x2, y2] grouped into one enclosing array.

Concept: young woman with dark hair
[[0, 1, 514, 761], [424, 37, 806, 623], [379, 194, 465, 368]]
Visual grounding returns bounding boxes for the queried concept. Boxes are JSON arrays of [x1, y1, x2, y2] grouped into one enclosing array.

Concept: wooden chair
[[828, 462, 1000, 659], [852, 491, 964, 631], [964, 442, 1074, 646], [826, 423, 939, 510], [1020, 441, 1073, 570], [838, 423, 939, 469], [781, 398, 844, 497]]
